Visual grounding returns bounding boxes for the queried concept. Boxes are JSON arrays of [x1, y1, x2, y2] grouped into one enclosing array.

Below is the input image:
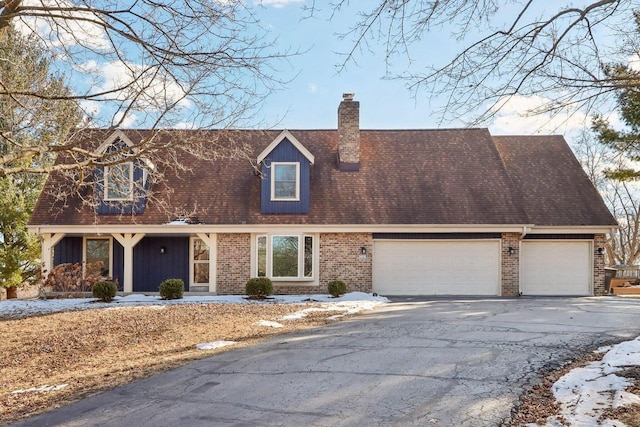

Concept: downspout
[[521, 226, 528, 240]]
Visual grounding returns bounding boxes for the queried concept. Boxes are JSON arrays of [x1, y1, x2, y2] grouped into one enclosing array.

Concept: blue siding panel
[[260, 138, 311, 214], [53, 237, 83, 266], [113, 240, 124, 291], [133, 237, 189, 292]]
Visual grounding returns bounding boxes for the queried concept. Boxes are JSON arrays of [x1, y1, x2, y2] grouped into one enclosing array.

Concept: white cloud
[[113, 111, 138, 128], [256, 0, 304, 8], [91, 60, 193, 111], [488, 94, 588, 135], [628, 54, 640, 71], [15, 0, 110, 51], [173, 121, 197, 130]]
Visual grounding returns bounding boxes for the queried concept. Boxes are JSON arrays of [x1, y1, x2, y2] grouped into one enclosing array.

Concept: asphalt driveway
[[13, 297, 640, 426]]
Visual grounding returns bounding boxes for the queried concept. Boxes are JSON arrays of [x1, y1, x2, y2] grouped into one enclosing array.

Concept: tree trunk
[[6, 286, 18, 299]]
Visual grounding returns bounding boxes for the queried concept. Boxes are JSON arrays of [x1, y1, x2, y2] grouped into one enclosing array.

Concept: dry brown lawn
[[0, 302, 346, 425]]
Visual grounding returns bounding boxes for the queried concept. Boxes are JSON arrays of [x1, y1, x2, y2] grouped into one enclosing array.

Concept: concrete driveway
[[13, 297, 640, 427]]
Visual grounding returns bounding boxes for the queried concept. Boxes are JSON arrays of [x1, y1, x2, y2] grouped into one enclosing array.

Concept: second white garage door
[[373, 240, 501, 295], [520, 240, 592, 296]]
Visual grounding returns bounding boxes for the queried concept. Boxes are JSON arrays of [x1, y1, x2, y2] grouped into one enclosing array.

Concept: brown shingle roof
[[493, 135, 617, 227], [29, 129, 615, 227]]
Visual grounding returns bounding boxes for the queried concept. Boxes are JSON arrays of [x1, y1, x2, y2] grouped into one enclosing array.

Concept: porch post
[[197, 233, 217, 293], [41, 233, 65, 278], [112, 233, 145, 293]]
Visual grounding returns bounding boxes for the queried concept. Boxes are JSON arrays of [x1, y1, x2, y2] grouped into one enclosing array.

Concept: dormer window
[[258, 130, 313, 214], [271, 162, 299, 201], [105, 162, 133, 201]]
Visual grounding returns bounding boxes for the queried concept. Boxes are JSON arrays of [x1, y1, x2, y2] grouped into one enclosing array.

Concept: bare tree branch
[[329, 0, 634, 125], [0, 0, 292, 178]]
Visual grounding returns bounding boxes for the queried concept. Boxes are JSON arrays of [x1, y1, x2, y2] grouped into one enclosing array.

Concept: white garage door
[[373, 240, 501, 295], [520, 241, 591, 296]]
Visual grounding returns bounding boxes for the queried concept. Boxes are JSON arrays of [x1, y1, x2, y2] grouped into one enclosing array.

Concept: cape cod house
[[28, 94, 617, 296]]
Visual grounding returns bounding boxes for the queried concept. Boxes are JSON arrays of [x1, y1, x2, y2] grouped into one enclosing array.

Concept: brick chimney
[[337, 93, 360, 171]]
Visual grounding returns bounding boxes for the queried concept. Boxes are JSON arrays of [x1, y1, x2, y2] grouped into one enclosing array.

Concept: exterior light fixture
[[597, 247, 604, 255], [361, 247, 367, 255], [508, 247, 516, 255]]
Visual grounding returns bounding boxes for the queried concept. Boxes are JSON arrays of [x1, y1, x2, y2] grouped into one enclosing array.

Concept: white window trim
[[254, 233, 317, 282], [189, 236, 211, 287], [270, 162, 300, 202], [83, 236, 113, 278], [104, 162, 134, 201]]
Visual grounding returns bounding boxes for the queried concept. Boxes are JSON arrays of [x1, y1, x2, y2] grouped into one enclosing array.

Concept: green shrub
[[92, 280, 117, 302], [245, 277, 273, 299], [328, 280, 347, 298], [159, 278, 184, 300]]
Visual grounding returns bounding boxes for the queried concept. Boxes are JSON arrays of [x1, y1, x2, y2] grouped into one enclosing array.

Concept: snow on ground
[[529, 337, 640, 427], [0, 291, 389, 320], [255, 320, 284, 328], [195, 341, 237, 351]]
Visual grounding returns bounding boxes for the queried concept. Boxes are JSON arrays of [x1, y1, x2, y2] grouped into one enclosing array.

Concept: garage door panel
[[373, 240, 500, 295], [521, 241, 591, 296]]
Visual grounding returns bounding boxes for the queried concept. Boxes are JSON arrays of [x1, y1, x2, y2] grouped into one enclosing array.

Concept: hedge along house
[[28, 94, 617, 296]]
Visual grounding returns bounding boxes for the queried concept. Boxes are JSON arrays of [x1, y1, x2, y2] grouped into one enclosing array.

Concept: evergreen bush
[[245, 277, 273, 299], [328, 280, 347, 298], [92, 280, 117, 302], [159, 278, 184, 300]]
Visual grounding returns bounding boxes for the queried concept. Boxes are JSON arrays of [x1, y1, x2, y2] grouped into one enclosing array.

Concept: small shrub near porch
[[159, 279, 184, 300], [92, 281, 118, 302], [245, 277, 273, 299]]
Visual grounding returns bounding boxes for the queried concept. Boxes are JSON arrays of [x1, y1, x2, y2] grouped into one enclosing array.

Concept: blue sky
[[248, 1, 606, 136], [252, 2, 456, 130], [16, 1, 625, 137]]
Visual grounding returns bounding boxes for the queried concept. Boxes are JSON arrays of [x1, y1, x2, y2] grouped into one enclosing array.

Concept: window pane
[[106, 163, 132, 199], [86, 239, 110, 276], [257, 236, 267, 277], [274, 164, 296, 180], [273, 164, 296, 199], [272, 236, 298, 277], [304, 236, 313, 277], [193, 263, 209, 283], [193, 238, 209, 261]]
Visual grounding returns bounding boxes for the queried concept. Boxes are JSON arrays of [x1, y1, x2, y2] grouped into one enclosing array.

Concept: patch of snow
[[255, 320, 284, 328], [279, 298, 387, 321], [531, 336, 640, 426], [164, 219, 190, 225], [196, 341, 237, 350], [280, 307, 328, 321], [11, 384, 69, 395], [0, 292, 388, 320]]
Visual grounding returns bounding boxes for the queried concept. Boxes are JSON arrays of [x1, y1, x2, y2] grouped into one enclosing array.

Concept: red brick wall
[[594, 233, 606, 295], [338, 97, 360, 166], [213, 232, 604, 296], [501, 233, 520, 296], [216, 233, 251, 295], [319, 233, 372, 293]]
